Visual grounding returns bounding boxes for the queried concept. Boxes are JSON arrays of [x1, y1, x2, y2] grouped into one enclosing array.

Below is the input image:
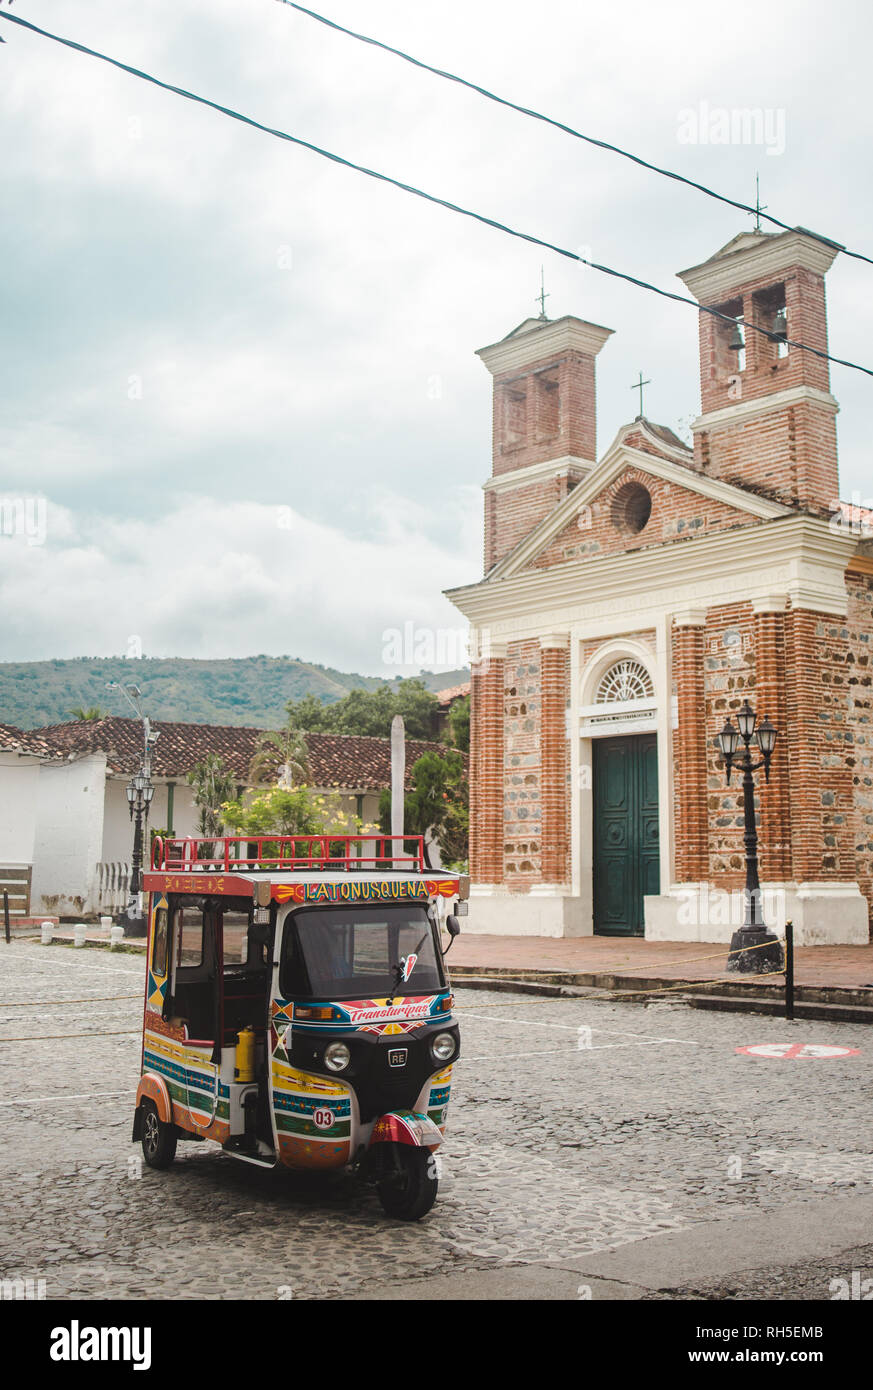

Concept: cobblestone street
[[2, 941, 872, 1301]]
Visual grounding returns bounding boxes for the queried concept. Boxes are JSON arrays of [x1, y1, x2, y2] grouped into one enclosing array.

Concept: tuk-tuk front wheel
[[376, 1145, 437, 1221], [140, 1099, 177, 1170]]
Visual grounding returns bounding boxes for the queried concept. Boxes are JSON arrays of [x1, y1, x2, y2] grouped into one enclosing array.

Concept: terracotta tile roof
[[435, 682, 470, 706], [639, 419, 692, 453], [29, 717, 463, 791], [0, 723, 58, 757]]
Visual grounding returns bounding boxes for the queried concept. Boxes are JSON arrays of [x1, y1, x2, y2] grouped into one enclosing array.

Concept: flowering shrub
[[221, 784, 379, 861]]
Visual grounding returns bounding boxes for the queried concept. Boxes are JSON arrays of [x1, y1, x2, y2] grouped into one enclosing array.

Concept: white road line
[[0, 1089, 136, 1107], [464, 1040, 695, 1061], [459, 1010, 699, 1043], [5, 954, 143, 976]]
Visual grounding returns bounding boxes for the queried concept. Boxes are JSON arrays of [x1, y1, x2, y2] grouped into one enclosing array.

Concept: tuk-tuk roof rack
[[151, 834, 427, 874]]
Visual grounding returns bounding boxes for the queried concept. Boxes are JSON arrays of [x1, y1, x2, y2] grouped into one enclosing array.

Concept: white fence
[[93, 862, 131, 914]]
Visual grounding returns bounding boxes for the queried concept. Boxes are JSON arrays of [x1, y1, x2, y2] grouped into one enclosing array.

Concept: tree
[[186, 754, 236, 837], [279, 693, 334, 732], [447, 694, 470, 753], [248, 725, 309, 787], [68, 706, 104, 721], [379, 749, 468, 869], [286, 678, 438, 741]]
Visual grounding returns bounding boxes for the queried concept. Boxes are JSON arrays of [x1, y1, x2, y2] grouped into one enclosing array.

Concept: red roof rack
[[151, 834, 426, 874]]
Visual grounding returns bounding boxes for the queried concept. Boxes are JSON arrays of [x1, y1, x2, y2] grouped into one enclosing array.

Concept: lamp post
[[717, 699, 784, 974], [107, 682, 159, 937], [126, 767, 155, 927]]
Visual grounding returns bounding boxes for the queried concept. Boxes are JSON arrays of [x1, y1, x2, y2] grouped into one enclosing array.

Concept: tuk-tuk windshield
[[280, 903, 445, 1000]]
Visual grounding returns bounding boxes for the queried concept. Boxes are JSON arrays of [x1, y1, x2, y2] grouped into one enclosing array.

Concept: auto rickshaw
[[132, 835, 464, 1220]]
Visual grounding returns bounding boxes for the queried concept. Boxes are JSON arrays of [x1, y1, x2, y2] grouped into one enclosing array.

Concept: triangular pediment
[[488, 422, 791, 581], [504, 316, 550, 338]]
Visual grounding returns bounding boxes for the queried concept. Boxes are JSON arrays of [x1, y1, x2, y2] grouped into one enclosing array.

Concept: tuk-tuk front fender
[[132, 1073, 173, 1140], [368, 1111, 442, 1150]]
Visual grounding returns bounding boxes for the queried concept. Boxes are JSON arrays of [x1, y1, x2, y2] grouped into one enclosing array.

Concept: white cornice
[[446, 516, 858, 634], [677, 228, 841, 303], [487, 441, 789, 582], [692, 384, 840, 433], [476, 315, 614, 377], [483, 455, 594, 495], [751, 595, 789, 613]]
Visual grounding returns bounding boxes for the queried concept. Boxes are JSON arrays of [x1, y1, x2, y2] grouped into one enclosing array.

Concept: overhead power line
[[276, 2, 870, 270], [1, 12, 870, 379]]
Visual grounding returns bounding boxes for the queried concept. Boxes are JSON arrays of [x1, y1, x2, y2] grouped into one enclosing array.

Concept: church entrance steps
[[453, 971, 873, 1022], [687, 994, 873, 1025], [450, 957, 873, 1020], [450, 935, 873, 990]]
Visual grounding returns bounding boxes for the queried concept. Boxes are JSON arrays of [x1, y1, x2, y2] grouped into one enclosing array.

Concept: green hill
[[0, 656, 468, 730]]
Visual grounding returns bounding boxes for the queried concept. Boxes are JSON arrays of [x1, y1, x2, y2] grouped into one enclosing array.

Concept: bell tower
[[677, 229, 842, 512], [477, 313, 613, 571]]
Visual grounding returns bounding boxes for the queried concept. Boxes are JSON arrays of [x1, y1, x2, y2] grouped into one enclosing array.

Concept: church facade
[[447, 229, 873, 944]]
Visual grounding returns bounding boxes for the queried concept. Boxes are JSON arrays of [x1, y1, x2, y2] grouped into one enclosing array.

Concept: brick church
[[447, 228, 873, 944]]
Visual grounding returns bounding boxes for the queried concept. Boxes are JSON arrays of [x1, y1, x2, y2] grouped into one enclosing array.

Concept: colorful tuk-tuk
[[132, 835, 464, 1220]]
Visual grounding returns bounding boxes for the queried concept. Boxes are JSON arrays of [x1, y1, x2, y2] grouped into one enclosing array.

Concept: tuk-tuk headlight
[[324, 1042, 351, 1072], [430, 1032, 455, 1063]]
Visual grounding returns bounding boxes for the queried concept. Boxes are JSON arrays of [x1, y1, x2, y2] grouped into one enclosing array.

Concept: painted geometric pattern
[[147, 895, 170, 1008], [427, 1067, 453, 1130], [275, 993, 452, 1036], [271, 1058, 352, 1168], [147, 972, 167, 1011], [144, 1033, 225, 1125]]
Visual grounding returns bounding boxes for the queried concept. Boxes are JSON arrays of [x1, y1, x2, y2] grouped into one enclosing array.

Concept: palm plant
[[186, 754, 236, 842], [248, 725, 309, 788]]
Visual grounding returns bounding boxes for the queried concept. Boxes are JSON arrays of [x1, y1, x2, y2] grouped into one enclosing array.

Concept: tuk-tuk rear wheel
[[376, 1145, 437, 1221], [140, 1099, 177, 1170]]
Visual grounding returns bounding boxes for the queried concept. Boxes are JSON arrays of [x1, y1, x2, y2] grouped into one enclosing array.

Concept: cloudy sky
[[1, 0, 871, 678]]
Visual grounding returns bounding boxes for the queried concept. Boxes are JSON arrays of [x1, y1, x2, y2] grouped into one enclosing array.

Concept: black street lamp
[[127, 768, 155, 917], [107, 682, 159, 937], [717, 699, 784, 974]]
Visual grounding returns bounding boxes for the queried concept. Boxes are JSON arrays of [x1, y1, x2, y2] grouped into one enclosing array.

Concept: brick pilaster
[[470, 644, 506, 883], [673, 613, 708, 880], [783, 608, 855, 880], [752, 600, 792, 880], [540, 635, 570, 884]]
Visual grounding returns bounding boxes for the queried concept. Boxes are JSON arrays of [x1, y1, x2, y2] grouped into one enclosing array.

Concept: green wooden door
[[593, 734, 659, 936]]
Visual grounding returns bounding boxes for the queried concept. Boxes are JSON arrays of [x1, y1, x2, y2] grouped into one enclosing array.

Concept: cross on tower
[[750, 171, 768, 232], [630, 371, 651, 419], [536, 265, 550, 319]]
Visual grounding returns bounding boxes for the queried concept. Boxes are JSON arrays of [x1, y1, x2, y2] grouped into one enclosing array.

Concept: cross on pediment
[[630, 371, 651, 418]]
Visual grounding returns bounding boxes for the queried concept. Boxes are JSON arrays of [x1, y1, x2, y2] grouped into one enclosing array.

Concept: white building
[[0, 716, 459, 919]]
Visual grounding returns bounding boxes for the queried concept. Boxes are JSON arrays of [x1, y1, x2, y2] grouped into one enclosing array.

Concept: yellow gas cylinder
[[235, 1027, 256, 1083]]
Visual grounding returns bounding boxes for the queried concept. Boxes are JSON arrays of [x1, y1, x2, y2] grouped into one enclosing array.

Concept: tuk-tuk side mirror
[[442, 914, 461, 955]]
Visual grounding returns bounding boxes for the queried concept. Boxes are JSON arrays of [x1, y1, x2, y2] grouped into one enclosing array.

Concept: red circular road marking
[[736, 1043, 861, 1060]]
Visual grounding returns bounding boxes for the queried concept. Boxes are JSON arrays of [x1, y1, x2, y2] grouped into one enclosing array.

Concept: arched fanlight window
[[596, 659, 654, 704]]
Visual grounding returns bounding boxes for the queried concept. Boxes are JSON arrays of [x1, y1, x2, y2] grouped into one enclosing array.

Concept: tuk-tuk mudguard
[[369, 1111, 443, 1150], [132, 1073, 173, 1140]]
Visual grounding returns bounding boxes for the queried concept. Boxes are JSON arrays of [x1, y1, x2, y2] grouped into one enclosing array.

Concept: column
[[784, 607, 854, 882], [673, 611, 708, 882], [470, 640, 506, 885], [752, 598, 791, 881]]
